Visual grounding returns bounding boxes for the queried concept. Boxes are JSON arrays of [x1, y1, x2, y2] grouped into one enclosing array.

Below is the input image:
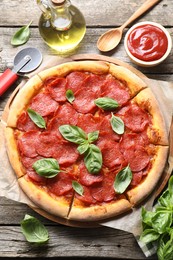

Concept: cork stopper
[[51, 0, 66, 5]]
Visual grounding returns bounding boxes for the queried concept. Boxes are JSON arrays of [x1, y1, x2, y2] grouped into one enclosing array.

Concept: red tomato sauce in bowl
[[124, 21, 172, 67]]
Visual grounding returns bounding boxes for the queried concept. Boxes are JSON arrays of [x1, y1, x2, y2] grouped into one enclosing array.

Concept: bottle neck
[[50, 0, 72, 31]]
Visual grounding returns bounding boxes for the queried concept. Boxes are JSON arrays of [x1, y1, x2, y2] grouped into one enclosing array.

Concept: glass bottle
[[37, 0, 86, 54]]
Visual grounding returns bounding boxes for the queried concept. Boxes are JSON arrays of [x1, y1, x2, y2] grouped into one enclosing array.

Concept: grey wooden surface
[[0, 0, 172, 259]]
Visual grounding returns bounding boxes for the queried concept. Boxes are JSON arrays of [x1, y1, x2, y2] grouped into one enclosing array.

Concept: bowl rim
[[124, 21, 172, 66]]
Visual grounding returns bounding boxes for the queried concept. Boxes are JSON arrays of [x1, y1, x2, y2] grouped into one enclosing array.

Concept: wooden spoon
[[97, 0, 161, 52]]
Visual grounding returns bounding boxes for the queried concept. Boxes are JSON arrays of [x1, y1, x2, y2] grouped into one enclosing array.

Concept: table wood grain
[[0, 0, 172, 259]]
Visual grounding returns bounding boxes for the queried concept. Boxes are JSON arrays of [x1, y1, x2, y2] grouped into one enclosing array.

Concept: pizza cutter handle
[[0, 68, 18, 96]]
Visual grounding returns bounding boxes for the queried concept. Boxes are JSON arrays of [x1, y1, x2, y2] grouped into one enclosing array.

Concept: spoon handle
[[121, 0, 161, 30]]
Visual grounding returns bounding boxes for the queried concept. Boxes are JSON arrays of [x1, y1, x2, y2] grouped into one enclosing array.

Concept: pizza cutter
[[0, 47, 42, 96]]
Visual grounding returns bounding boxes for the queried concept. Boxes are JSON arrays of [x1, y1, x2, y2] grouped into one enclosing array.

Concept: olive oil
[[38, 1, 86, 54]]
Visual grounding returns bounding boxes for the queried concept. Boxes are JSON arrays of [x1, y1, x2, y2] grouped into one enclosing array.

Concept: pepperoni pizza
[[4, 61, 168, 222]]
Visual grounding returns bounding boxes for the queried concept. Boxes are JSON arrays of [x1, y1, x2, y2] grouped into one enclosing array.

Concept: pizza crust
[[4, 127, 25, 178], [133, 88, 168, 145], [38, 61, 110, 81], [18, 175, 72, 219], [109, 63, 147, 97], [7, 75, 43, 128], [68, 197, 132, 222], [127, 145, 169, 205]]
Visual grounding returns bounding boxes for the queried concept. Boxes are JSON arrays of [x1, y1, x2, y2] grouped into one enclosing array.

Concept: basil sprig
[[33, 158, 61, 178], [20, 214, 49, 244], [114, 165, 132, 194], [110, 113, 125, 135], [27, 108, 46, 129], [72, 181, 84, 196], [140, 176, 173, 260], [94, 97, 119, 111], [11, 21, 32, 46], [66, 89, 75, 103], [59, 125, 102, 174]]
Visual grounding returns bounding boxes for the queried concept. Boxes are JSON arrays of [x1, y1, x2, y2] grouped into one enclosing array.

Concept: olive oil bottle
[[37, 0, 86, 54]]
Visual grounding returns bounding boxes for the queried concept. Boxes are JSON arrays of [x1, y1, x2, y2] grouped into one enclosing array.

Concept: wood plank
[[0, 0, 172, 27], [0, 225, 156, 259], [0, 27, 173, 79]]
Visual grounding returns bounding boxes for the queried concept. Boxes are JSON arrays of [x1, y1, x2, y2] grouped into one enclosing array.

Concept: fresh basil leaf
[[141, 207, 155, 227], [66, 89, 75, 104], [84, 144, 102, 174], [88, 131, 99, 143], [94, 97, 119, 111], [27, 108, 46, 129], [152, 211, 172, 234], [110, 114, 124, 134], [20, 214, 49, 244], [11, 21, 32, 46], [140, 228, 160, 244], [114, 165, 132, 194], [33, 158, 60, 178], [59, 125, 87, 144], [77, 142, 89, 155], [168, 176, 173, 196], [72, 181, 84, 196], [158, 190, 173, 208], [157, 232, 173, 260]]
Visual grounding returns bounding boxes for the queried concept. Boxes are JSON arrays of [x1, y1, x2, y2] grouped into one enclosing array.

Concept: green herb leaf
[[110, 114, 124, 134], [66, 89, 75, 103], [11, 21, 32, 46], [157, 232, 173, 260], [94, 97, 119, 111], [158, 189, 173, 208], [27, 108, 46, 129], [33, 158, 60, 178], [77, 142, 89, 155], [72, 181, 84, 196], [84, 144, 102, 174], [114, 165, 132, 194], [140, 228, 160, 244], [168, 176, 173, 196], [141, 207, 155, 227], [59, 125, 87, 144], [20, 214, 49, 244], [88, 131, 99, 143], [152, 211, 172, 234]]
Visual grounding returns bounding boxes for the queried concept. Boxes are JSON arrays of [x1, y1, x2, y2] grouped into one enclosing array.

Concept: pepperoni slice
[[73, 88, 99, 114], [77, 114, 102, 133], [18, 131, 39, 158], [97, 140, 125, 168], [99, 115, 120, 142], [78, 162, 103, 186], [46, 77, 67, 102], [17, 111, 39, 132], [130, 171, 143, 186], [47, 172, 74, 196], [53, 142, 79, 167], [30, 92, 58, 116], [91, 172, 116, 202], [75, 186, 96, 204], [119, 132, 149, 152], [123, 145, 150, 172], [123, 103, 150, 132], [47, 103, 78, 140], [72, 75, 103, 114], [36, 131, 60, 157], [27, 170, 47, 184], [21, 155, 44, 170], [66, 71, 89, 93], [101, 77, 130, 106]]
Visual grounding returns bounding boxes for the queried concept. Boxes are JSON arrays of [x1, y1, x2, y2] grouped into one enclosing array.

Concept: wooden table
[[0, 0, 172, 259]]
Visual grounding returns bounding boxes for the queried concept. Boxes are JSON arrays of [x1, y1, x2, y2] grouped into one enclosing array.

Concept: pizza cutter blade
[[0, 47, 42, 96]]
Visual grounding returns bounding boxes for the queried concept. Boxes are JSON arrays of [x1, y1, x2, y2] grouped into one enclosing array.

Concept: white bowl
[[124, 21, 172, 67]]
